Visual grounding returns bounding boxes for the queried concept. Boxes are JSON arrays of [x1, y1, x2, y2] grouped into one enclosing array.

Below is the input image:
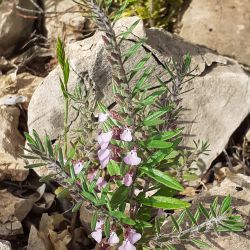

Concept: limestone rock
[[44, 0, 87, 53], [0, 71, 42, 106], [0, 0, 37, 58], [0, 106, 28, 181], [0, 240, 12, 250], [179, 0, 250, 66], [0, 190, 33, 237], [28, 17, 250, 171]]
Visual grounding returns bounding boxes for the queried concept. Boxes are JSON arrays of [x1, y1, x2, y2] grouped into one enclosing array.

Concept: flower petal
[[120, 128, 133, 142], [118, 240, 136, 250], [98, 148, 111, 168], [123, 172, 133, 187], [128, 229, 141, 244], [73, 160, 84, 175], [124, 150, 141, 166], [97, 177, 107, 190], [98, 113, 109, 123], [98, 131, 113, 149], [108, 231, 120, 245], [91, 229, 102, 243]]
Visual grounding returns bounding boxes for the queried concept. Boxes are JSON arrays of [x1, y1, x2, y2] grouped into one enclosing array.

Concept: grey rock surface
[[0, 106, 28, 181], [44, 0, 87, 55], [28, 17, 250, 171], [0, 0, 37, 57], [0, 189, 33, 237], [0, 240, 12, 250], [179, 0, 250, 66]]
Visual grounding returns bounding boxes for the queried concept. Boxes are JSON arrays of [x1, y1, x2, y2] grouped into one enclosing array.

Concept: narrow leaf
[[140, 166, 184, 191]]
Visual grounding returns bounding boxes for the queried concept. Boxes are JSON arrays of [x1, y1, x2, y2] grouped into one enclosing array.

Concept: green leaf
[[140, 166, 184, 191], [170, 215, 180, 232], [186, 208, 197, 225], [112, 0, 129, 23], [57, 37, 65, 68], [72, 201, 83, 212], [20, 154, 39, 160], [146, 140, 173, 149], [132, 67, 153, 95], [191, 239, 211, 248], [135, 220, 152, 230], [139, 196, 190, 209], [24, 132, 37, 146], [67, 148, 76, 161], [129, 53, 151, 81], [120, 19, 140, 40], [155, 186, 177, 197], [110, 185, 130, 209], [143, 119, 165, 127], [97, 102, 108, 113], [107, 160, 121, 176], [32, 130, 45, 151], [91, 212, 97, 231], [25, 163, 47, 169], [104, 218, 111, 238], [109, 211, 136, 225], [173, 210, 186, 232], [151, 129, 182, 141], [63, 59, 70, 85], [58, 147, 64, 167], [45, 136, 54, 157], [140, 88, 166, 106], [199, 203, 210, 219], [220, 195, 232, 214], [123, 39, 146, 62], [143, 107, 172, 126], [81, 191, 97, 204]]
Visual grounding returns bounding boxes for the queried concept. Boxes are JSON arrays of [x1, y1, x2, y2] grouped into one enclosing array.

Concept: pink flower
[[124, 150, 141, 166], [73, 160, 84, 175], [118, 228, 141, 250], [123, 172, 133, 187], [98, 148, 111, 168], [87, 169, 98, 182], [97, 177, 107, 190], [98, 131, 113, 149], [108, 231, 120, 245], [95, 219, 104, 230], [91, 229, 102, 243], [98, 113, 109, 123], [127, 229, 141, 244], [91, 219, 104, 243], [120, 128, 133, 142], [118, 239, 136, 250]]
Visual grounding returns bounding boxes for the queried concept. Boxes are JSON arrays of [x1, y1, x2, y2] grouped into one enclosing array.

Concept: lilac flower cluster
[[91, 219, 141, 249]]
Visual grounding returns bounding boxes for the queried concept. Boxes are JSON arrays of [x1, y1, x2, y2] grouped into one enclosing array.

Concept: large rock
[[44, 0, 87, 54], [0, 189, 33, 237], [179, 0, 250, 66], [28, 17, 250, 171], [0, 0, 37, 58], [0, 106, 28, 181]]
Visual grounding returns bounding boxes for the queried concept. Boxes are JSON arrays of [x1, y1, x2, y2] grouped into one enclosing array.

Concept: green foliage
[[105, 0, 185, 30]]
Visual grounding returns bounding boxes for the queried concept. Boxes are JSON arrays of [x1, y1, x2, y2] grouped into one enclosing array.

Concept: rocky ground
[[0, 0, 249, 249]]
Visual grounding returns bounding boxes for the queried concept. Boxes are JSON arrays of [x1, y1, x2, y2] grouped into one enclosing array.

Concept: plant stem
[[64, 95, 69, 156]]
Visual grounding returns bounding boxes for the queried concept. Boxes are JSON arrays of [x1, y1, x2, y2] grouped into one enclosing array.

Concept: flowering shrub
[[23, 0, 244, 249]]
